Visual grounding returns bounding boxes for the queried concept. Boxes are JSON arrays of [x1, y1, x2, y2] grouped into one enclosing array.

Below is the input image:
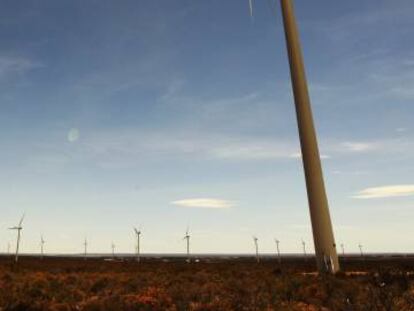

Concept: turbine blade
[[249, 0, 254, 17], [18, 214, 25, 227]]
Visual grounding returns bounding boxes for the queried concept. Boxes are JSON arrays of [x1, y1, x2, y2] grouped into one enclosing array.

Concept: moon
[[67, 128, 80, 143]]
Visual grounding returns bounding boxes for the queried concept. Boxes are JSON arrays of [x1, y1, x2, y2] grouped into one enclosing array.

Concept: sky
[[0, 0, 414, 255]]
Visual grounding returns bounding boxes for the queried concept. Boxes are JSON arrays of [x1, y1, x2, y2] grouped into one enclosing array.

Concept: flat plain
[[0, 255, 413, 310]]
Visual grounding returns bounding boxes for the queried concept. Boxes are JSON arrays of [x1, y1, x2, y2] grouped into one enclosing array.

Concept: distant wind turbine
[[183, 227, 190, 263], [111, 242, 115, 259], [83, 238, 88, 260], [133, 227, 141, 262], [301, 239, 307, 259], [274, 238, 281, 264], [253, 236, 260, 263], [340, 243, 345, 256], [7, 242, 10, 255], [358, 243, 364, 260], [40, 235, 45, 259], [9, 214, 24, 263]]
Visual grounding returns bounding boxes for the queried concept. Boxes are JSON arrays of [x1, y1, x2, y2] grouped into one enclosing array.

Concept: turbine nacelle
[[184, 227, 190, 240], [134, 227, 141, 236]]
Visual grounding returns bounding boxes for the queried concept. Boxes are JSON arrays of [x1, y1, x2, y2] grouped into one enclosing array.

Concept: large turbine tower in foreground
[[280, 0, 339, 273]]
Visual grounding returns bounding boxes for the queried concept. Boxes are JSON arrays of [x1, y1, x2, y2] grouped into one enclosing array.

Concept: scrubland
[[0, 256, 413, 310]]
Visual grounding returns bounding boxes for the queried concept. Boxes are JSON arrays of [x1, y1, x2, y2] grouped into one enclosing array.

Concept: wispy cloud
[[289, 151, 331, 160], [340, 141, 381, 153], [172, 198, 234, 209], [79, 129, 301, 166], [396, 128, 407, 133], [353, 185, 414, 199], [210, 142, 297, 160], [0, 56, 42, 78], [335, 138, 414, 157]]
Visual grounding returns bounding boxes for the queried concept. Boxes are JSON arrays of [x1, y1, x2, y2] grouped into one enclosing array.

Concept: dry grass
[[0, 256, 413, 310]]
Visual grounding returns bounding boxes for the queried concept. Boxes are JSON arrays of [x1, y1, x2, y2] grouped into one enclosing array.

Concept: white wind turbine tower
[[9, 214, 24, 263], [133, 227, 141, 262], [247, 0, 341, 274], [183, 227, 190, 263], [274, 238, 281, 264], [358, 243, 364, 260], [40, 235, 45, 259], [301, 239, 307, 259], [253, 236, 260, 263], [340, 243, 345, 256], [83, 238, 88, 260], [7, 242, 10, 255], [111, 242, 115, 259]]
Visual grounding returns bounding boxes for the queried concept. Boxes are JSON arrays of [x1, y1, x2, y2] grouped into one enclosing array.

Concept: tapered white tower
[[358, 243, 364, 260], [183, 228, 190, 263], [9, 214, 24, 263], [274, 238, 281, 264], [301, 239, 307, 258], [280, 0, 340, 273], [83, 238, 88, 260], [111, 242, 115, 258], [133, 227, 141, 262], [253, 236, 260, 263], [40, 235, 45, 259]]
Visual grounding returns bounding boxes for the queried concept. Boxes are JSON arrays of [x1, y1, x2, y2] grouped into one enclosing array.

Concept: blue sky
[[1, 0, 414, 255]]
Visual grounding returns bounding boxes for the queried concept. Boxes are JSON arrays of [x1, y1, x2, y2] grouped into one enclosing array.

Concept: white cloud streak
[[353, 185, 414, 199], [289, 151, 331, 159], [23, 125, 414, 172], [0, 56, 42, 78], [80, 129, 302, 165], [172, 198, 234, 209], [340, 141, 381, 153]]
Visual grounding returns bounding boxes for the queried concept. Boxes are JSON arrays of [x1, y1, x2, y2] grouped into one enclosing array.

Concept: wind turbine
[[253, 236, 260, 263], [301, 239, 307, 259], [183, 227, 190, 263], [9, 214, 24, 263], [358, 243, 364, 260], [274, 238, 281, 264], [248, 0, 340, 274], [111, 242, 115, 259], [340, 243, 345, 256], [40, 235, 45, 259], [83, 238, 88, 260], [7, 242, 10, 255], [133, 227, 141, 262]]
